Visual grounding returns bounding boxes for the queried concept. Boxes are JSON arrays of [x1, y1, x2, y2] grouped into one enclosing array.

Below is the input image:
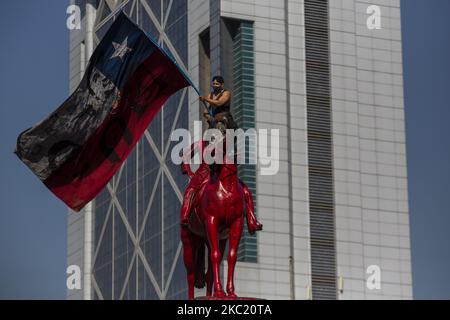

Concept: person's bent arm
[[200, 90, 230, 107]]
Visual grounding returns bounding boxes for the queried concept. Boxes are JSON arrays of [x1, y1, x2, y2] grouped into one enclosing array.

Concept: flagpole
[[191, 86, 215, 119], [140, 28, 214, 119]]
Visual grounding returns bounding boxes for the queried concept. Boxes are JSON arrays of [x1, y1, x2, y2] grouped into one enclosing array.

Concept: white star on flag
[[110, 37, 133, 61]]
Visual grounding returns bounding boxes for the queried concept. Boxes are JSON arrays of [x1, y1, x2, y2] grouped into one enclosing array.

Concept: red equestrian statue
[[180, 133, 262, 299], [180, 75, 262, 299]]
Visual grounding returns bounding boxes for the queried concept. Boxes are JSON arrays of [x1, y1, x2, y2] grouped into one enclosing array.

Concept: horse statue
[[180, 120, 259, 299]]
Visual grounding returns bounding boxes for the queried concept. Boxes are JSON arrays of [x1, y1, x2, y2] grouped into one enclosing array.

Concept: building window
[[304, 0, 338, 299]]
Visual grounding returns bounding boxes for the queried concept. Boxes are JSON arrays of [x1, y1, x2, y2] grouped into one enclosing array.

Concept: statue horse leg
[[205, 239, 226, 297], [226, 215, 244, 297], [180, 227, 195, 299], [181, 227, 205, 300], [204, 215, 226, 298]]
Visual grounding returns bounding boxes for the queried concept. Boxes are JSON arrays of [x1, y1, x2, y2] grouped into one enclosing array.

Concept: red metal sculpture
[[180, 135, 262, 299]]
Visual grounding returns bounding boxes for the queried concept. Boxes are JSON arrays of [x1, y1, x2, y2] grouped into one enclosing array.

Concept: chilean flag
[[14, 12, 191, 212]]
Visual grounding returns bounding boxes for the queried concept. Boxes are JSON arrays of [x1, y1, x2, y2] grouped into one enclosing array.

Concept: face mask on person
[[212, 86, 221, 94]]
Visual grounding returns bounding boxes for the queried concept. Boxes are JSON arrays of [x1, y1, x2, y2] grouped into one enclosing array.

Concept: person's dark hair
[[212, 75, 224, 84]]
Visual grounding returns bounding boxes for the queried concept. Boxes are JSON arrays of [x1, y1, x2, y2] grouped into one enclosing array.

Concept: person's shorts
[[214, 112, 238, 130]]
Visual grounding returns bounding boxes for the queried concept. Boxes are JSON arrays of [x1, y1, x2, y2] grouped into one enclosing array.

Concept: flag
[[14, 12, 191, 212]]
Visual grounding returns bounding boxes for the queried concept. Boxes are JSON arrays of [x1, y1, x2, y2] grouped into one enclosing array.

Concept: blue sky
[[402, 0, 450, 299], [0, 0, 449, 299]]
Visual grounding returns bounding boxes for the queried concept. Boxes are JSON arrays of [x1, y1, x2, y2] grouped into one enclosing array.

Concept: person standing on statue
[[199, 75, 238, 129], [180, 75, 262, 234]]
